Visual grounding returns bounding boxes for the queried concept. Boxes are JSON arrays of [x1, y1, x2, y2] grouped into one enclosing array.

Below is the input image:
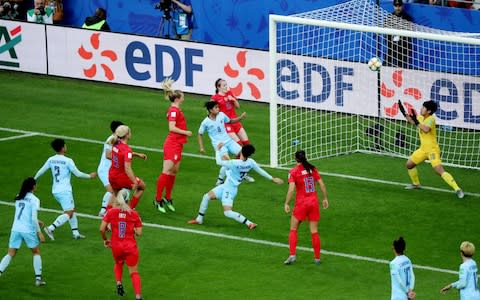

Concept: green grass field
[[0, 70, 479, 299]]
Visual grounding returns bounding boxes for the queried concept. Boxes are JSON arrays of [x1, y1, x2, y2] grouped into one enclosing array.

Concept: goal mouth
[[269, 0, 480, 169]]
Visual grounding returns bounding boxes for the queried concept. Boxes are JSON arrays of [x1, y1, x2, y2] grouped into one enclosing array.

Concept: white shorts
[[9, 231, 39, 249], [212, 182, 238, 207], [53, 191, 75, 211]]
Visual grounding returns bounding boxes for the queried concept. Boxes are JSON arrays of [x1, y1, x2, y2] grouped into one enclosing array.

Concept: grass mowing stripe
[[1, 126, 479, 198], [0, 200, 458, 275]]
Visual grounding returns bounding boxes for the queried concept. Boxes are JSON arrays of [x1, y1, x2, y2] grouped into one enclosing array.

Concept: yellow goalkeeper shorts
[[410, 147, 442, 167]]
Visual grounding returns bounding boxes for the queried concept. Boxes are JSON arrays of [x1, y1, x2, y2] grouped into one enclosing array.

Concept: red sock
[[242, 139, 250, 145], [165, 174, 176, 200], [129, 196, 140, 209], [156, 173, 169, 201], [311, 232, 320, 259], [288, 229, 298, 256], [114, 262, 123, 282], [130, 271, 142, 296]]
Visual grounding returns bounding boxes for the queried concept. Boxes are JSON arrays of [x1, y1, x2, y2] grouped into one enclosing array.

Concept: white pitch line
[[0, 200, 458, 275], [0, 126, 478, 198], [0, 132, 38, 142]]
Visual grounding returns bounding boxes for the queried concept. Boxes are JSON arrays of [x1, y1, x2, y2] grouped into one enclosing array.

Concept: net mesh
[[272, 0, 480, 169]]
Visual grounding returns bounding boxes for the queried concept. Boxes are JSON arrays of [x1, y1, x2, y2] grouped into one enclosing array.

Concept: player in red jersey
[[211, 78, 254, 183], [154, 78, 193, 213], [211, 79, 250, 145], [100, 189, 143, 300], [108, 125, 147, 210], [283, 150, 328, 265]]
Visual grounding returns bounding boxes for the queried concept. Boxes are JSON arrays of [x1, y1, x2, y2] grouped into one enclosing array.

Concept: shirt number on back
[[404, 267, 411, 286], [54, 166, 60, 183], [304, 176, 315, 193], [17, 202, 25, 220], [118, 221, 127, 238]]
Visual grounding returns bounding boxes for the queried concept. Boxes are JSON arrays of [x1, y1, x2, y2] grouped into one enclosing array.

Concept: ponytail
[[295, 150, 315, 174], [15, 177, 36, 200], [161, 77, 183, 103], [115, 189, 131, 211]]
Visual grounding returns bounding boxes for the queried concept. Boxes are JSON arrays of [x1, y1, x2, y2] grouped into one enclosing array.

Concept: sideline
[[0, 200, 458, 275], [1, 126, 478, 198]]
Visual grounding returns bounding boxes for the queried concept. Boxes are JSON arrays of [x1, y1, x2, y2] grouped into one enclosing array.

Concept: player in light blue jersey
[[189, 144, 283, 229], [97, 120, 123, 217], [34, 138, 97, 240], [390, 237, 416, 300], [198, 101, 255, 185], [441, 241, 480, 300], [0, 177, 46, 286]]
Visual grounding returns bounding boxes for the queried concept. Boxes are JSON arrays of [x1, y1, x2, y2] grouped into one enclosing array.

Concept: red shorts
[[293, 200, 320, 222], [225, 122, 243, 134], [111, 243, 139, 267], [110, 175, 142, 190], [163, 142, 183, 163]]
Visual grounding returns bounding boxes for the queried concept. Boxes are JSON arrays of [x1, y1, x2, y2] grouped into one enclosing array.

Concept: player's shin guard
[[130, 196, 140, 209], [130, 271, 142, 296], [288, 230, 298, 256], [218, 166, 226, 181], [311, 232, 320, 260], [407, 167, 420, 186], [441, 172, 460, 191], [155, 173, 169, 201], [165, 174, 176, 199], [0, 254, 12, 274], [33, 255, 42, 278], [114, 262, 123, 282]]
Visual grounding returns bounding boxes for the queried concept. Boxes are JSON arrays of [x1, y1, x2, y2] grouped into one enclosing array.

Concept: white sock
[[51, 213, 70, 231], [224, 210, 250, 225], [69, 213, 79, 235], [0, 254, 12, 274], [196, 194, 210, 223], [33, 255, 42, 278]]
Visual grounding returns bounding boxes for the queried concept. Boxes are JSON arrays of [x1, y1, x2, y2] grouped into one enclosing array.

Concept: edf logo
[[0, 25, 22, 68]]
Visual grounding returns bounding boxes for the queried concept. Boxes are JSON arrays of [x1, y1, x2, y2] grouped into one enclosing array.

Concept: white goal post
[[269, 0, 480, 169]]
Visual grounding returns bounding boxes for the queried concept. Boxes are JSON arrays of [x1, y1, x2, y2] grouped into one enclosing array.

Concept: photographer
[[26, 0, 52, 24], [156, 0, 194, 40], [0, 1, 22, 20]]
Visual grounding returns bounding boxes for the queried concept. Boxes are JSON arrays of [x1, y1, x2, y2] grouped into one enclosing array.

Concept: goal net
[[269, 0, 480, 169]]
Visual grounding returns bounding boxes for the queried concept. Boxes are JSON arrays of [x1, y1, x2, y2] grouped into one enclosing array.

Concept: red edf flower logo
[[77, 33, 118, 81], [382, 70, 422, 117], [224, 50, 265, 100]]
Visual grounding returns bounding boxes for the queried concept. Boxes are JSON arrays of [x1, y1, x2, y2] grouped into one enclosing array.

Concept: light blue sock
[[224, 210, 250, 225], [51, 213, 69, 231], [69, 213, 79, 235], [196, 194, 210, 223], [33, 255, 42, 278], [0, 254, 12, 274]]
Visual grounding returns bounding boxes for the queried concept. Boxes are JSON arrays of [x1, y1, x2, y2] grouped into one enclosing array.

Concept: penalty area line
[[0, 200, 458, 275]]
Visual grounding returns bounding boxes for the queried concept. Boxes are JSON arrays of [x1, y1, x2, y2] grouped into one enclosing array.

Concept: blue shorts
[[212, 182, 238, 207], [9, 231, 39, 249], [53, 191, 75, 211], [217, 139, 241, 158]]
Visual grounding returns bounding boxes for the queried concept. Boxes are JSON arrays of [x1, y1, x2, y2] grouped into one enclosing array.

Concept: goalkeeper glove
[[398, 100, 407, 117], [409, 109, 419, 126]]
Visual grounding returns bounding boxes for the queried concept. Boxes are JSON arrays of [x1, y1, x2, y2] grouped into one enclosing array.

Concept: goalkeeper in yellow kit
[[398, 100, 464, 199]]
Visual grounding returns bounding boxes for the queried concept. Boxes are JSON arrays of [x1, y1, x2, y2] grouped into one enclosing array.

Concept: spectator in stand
[[384, 0, 413, 69], [26, 0, 52, 23], [0, 1, 22, 20], [82, 7, 110, 31], [447, 0, 473, 8]]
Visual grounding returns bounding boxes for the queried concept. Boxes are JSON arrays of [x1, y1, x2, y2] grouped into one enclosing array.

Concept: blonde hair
[[161, 77, 183, 102], [115, 189, 131, 211], [460, 241, 475, 257]]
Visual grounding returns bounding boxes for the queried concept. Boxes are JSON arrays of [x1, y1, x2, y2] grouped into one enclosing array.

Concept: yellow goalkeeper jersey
[[418, 115, 439, 150]]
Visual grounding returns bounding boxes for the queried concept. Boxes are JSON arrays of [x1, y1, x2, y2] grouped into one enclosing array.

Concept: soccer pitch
[[0, 70, 478, 299]]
